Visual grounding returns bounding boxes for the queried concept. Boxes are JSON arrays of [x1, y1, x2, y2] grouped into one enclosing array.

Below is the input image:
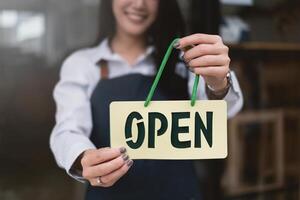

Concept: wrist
[[206, 72, 232, 100], [207, 77, 228, 92], [70, 152, 84, 175]]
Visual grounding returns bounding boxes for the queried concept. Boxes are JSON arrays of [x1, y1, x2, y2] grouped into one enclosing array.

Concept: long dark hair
[[96, 0, 188, 94]]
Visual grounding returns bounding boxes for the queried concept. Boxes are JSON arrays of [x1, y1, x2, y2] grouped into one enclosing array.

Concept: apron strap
[[97, 59, 109, 80]]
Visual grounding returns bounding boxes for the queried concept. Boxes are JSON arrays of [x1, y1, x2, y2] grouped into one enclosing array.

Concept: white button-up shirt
[[50, 39, 243, 181]]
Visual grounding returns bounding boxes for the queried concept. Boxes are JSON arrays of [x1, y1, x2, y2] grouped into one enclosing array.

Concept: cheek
[[112, 0, 128, 22], [147, 1, 159, 23]]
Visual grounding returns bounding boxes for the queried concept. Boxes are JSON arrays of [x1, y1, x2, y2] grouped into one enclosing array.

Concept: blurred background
[[0, 0, 299, 199]]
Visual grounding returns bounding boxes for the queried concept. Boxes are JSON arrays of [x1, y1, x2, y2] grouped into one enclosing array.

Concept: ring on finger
[[96, 176, 103, 185]]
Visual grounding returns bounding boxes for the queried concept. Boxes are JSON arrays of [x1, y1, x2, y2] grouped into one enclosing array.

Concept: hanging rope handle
[[144, 38, 200, 107]]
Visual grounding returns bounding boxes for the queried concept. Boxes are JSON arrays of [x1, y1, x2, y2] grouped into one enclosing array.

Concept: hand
[[81, 147, 133, 187], [175, 34, 231, 91]]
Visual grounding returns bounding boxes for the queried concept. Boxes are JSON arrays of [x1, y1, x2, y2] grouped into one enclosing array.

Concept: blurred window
[[0, 10, 45, 55]]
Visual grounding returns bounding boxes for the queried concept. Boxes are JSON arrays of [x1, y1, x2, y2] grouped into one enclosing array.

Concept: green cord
[[191, 74, 200, 106], [144, 38, 199, 107], [144, 38, 179, 107]]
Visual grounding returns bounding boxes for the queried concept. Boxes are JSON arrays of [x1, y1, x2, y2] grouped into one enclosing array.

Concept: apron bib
[[85, 62, 202, 200]]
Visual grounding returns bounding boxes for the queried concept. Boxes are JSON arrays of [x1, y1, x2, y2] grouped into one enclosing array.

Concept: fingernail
[[173, 39, 180, 49], [120, 147, 126, 154], [126, 160, 133, 167], [180, 54, 185, 62], [184, 60, 190, 67], [188, 66, 194, 73], [122, 154, 129, 161]]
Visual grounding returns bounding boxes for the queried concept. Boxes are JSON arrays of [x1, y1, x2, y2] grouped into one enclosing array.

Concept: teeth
[[126, 11, 146, 22], [129, 14, 144, 20]]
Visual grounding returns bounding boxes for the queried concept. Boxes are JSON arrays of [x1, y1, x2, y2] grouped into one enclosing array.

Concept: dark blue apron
[[86, 62, 202, 200]]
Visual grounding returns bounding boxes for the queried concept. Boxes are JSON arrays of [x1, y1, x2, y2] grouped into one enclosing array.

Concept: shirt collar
[[91, 38, 155, 65]]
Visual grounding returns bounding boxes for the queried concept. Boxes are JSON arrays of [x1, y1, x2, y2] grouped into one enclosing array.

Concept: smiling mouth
[[125, 11, 148, 23]]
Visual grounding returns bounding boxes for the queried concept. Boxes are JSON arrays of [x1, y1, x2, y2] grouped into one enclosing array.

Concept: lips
[[125, 11, 148, 23]]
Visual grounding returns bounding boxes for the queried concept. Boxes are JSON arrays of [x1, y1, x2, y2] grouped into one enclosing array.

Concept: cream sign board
[[110, 100, 227, 160]]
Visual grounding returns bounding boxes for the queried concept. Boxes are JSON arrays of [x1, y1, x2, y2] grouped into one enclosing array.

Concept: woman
[[50, 0, 243, 199]]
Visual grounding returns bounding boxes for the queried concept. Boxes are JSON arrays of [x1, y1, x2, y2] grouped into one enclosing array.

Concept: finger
[[81, 147, 126, 167], [183, 44, 229, 62], [99, 159, 134, 187], [85, 154, 129, 178], [188, 55, 230, 68], [193, 66, 229, 78], [90, 176, 105, 187], [177, 34, 222, 49]]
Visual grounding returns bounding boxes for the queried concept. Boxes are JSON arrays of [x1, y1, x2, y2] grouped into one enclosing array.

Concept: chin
[[124, 26, 149, 37]]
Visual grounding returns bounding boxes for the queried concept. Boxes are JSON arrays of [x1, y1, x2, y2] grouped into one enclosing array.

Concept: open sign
[[110, 100, 227, 159]]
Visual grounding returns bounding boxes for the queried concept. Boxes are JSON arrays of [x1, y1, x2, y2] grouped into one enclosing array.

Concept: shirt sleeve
[[187, 70, 244, 118], [50, 53, 96, 182]]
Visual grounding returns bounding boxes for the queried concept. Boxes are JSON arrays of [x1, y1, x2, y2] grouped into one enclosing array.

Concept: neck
[[111, 30, 147, 65]]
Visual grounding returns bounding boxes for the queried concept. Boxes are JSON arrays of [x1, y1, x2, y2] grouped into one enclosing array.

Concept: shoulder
[[63, 47, 97, 68], [60, 47, 99, 78]]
